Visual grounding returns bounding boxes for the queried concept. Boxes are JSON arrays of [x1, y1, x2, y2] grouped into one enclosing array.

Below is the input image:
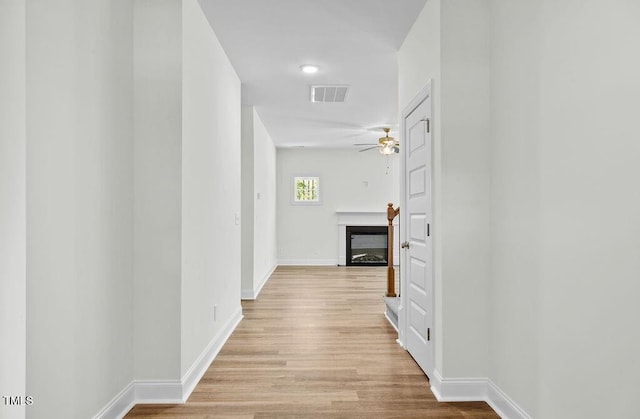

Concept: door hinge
[[427, 327, 430, 341], [421, 118, 430, 133], [427, 223, 430, 237]]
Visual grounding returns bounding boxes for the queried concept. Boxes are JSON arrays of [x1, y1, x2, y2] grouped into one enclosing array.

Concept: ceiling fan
[[355, 128, 399, 155]]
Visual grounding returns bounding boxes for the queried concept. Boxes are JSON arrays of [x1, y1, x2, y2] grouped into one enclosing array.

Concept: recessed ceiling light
[[300, 64, 319, 74]]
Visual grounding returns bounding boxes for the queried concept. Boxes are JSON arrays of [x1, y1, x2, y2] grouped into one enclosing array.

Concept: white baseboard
[[429, 370, 530, 419], [241, 289, 254, 299], [134, 380, 183, 404], [277, 259, 338, 266], [254, 264, 276, 298], [241, 264, 277, 300], [383, 311, 399, 333], [487, 379, 532, 419], [181, 306, 243, 399], [93, 382, 136, 419], [94, 307, 244, 419], [430, 370, 487, 401]]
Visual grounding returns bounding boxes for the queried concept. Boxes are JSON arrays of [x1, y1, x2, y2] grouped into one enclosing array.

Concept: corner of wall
[[95, 307, 243, 419], [0, 2, 26, 417], [242, 263, 277, 300], [430, 371, 531, 419], [241, 105, 255, 293]]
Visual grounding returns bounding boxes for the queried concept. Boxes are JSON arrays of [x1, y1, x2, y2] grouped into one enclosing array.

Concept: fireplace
[[346, 226, 388, 266]]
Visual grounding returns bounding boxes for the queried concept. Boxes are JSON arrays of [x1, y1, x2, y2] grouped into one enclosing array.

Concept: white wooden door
[[401, 86, 433, 377]]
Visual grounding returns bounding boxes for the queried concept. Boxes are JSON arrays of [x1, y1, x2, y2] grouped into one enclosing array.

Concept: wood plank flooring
[[126, 266, 499, 418]]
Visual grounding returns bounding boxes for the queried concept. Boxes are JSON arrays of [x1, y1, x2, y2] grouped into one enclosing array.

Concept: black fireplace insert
[[346, 225, 388, 266]]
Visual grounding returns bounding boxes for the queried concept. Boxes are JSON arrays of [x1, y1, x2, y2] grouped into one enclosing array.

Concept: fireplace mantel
[[336, 210, 394, 226], [336, 210, 398, 266]]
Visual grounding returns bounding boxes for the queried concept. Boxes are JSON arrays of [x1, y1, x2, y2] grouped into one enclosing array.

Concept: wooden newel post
[[386, 203, 400, 297]]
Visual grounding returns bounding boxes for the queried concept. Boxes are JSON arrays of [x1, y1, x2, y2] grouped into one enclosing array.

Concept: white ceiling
[[199, 0, 427, 148]]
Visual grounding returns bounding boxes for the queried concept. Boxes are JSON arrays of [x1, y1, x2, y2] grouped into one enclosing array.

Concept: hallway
[[126, 266, 498, 418]]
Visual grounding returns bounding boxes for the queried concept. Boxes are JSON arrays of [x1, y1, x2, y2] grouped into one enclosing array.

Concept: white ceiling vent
[[310, 85, 350, 103]]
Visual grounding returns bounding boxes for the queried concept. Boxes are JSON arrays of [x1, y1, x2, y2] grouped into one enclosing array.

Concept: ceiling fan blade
[[353, 143, 378, 146], [358, 146, 379, 152]]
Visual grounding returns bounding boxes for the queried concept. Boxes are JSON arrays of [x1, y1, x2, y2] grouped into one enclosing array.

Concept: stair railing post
[[386, 203, 399, 297]]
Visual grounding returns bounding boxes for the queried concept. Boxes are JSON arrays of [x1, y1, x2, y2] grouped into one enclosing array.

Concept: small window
[[293, 176, 320, 203]]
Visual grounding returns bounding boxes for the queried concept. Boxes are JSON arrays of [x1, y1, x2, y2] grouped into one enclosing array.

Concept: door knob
[[401, 241, 410, 249]]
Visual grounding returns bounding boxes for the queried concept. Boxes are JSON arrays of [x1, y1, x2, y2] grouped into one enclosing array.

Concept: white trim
[[134, 380, 183, 404], [277, 259, 338, 266], [429, 370, 531, 419], [335, 210, 388, 225], [93, 382, 136, 419], [255, 264, 276, 298], [487, 379, 532, 419], [336, 217, 398, 266], [242, 264, 277, 300], [94, 307, 244, 419], [429, 370, 486, 402], [429, 370, 444, 400], [241, 289, 255, 299], [383, 296, 400, 332], [180, 306, 243, 399], [384, 312, 399, 333]]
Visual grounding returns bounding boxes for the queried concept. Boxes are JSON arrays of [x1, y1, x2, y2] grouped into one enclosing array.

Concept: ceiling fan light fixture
[[356, 127, 399, 155], [300, 64, 319, 74], [379, 144, 395, 155], [378, 128, 399, 155]]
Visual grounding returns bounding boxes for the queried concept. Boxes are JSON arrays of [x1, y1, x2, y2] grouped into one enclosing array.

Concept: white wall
[[440, 0, 491, 379], [490, 2, 640, 417], [241, 106, 277, 298], [181, 0, 242, 375], [533, 2, 640, 417], [0, 1, 26, 418], [277, 148, 399, 265], [25, 0, 135, 417], [398, 0, 443, 371], [252, 111, 278, 293], [241, 106, 255, 296], [133, 0, 182, 381], [402, 1, 640, 418], [8, 1, 242, 416], [398, 0, 491, 380], [134, 0, 244, 384], [489, 1, 541, 415]]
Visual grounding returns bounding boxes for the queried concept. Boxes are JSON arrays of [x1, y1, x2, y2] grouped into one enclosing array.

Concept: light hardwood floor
[[126, 266, 499, 418]]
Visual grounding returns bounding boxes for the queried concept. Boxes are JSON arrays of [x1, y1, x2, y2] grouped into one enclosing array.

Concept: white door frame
[[398, 80, 434, 372]]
